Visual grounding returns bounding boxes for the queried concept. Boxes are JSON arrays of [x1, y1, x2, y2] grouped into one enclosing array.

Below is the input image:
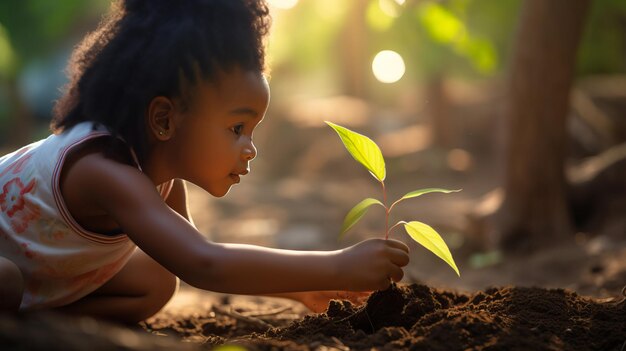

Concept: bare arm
[[67, 154, 409, 295], [164, 178, 370, 308]]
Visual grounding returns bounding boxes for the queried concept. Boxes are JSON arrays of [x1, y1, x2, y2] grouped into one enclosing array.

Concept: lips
[[229, 168, 249, 184]]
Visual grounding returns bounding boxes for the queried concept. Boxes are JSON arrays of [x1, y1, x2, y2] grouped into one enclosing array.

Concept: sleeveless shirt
[[0, 122, 173, 310]]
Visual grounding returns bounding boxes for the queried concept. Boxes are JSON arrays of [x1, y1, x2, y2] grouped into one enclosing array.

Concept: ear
[[147, 96, 177, 141]]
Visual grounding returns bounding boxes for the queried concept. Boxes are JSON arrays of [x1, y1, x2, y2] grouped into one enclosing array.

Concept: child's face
[[168, 68, 270, 197]]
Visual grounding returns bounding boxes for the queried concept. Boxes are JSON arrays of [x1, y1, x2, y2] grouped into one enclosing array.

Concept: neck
[[142, 145, 174, 186]]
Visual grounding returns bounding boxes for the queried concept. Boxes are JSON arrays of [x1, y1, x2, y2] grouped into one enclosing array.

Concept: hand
[[336, 238, 410, 291], [290, 290, 372, 313]]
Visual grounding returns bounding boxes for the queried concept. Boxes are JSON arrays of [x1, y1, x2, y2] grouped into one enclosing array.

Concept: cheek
[[194, 134, 235, 166]]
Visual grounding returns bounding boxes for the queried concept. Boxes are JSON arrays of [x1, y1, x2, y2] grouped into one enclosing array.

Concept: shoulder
[[60, 138, 161, 217]]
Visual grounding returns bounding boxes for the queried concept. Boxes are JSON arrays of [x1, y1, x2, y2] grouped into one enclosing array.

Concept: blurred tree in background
[[497, 0, 591, 251]]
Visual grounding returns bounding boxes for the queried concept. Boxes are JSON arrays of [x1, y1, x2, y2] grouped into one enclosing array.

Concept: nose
[[242, 140, 257, 161]]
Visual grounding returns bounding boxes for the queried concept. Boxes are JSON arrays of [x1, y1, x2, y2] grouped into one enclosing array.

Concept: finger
[[386, 238, 410, 253], [387, 247, 410, 267], [389, 264, 404, 282], [377, 276, 392, 290]]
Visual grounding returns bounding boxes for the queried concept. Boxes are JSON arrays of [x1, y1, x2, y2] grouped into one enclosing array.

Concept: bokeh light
[[372, 50, 405, 84], [376, 0, 407, 18], [379, 0, 401, 17]]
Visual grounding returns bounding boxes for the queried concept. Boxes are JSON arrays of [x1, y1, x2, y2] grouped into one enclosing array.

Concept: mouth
[[229, 168, 249, 184]]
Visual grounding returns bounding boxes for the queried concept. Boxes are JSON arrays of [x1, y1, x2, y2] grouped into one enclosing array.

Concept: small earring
[[159, 131, 165, 136]]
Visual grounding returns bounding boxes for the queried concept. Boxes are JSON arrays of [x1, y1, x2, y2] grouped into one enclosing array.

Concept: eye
[[231, 124, 244, 136]]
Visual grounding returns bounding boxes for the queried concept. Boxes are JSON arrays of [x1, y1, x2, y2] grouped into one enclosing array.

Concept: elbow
[[177, 245, 224, 291]]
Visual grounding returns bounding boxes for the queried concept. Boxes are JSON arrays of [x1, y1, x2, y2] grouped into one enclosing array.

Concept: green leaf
[[212, 345, 248, 351], [400, 188, 461, 201], [340, 198, 385, 237], [325, 121, 386, 182], [403, 221, 460, 277], [418, 3, 466, 44]]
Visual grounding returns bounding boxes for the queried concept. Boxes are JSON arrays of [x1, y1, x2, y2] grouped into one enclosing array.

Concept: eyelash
[[231, 124, 244, 136]]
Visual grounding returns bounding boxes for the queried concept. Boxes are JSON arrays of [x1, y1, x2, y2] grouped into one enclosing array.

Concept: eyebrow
[[229, 107, 258, 118]]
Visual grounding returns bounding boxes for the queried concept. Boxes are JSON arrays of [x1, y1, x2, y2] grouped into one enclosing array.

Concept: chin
[[194, 178, 235, 198], [207, 186, 231, 198]]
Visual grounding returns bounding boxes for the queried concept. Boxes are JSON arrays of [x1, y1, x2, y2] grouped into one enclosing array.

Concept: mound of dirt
[[144, 284, 626, 350]]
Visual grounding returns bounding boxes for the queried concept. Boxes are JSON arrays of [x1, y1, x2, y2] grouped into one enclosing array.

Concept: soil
[[138, 283, 626, 351], [2, 282, 625, 350]]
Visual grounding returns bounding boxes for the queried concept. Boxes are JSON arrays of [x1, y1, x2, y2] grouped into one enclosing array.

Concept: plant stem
[[388, 198, 402, 214], [388, 221, 405, 236], [381, 181, 390, 240]]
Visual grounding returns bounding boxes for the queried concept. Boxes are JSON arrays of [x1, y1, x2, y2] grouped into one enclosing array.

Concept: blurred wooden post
[[426, 73, 453, 149], [337, 0, 368, 98], [497, 0, 591, 251]]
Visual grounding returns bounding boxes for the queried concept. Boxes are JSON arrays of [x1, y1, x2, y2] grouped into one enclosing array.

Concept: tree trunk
[[426, 73, 453, 149], [337, 1, 368, 98], [497, 0, 591, 251]]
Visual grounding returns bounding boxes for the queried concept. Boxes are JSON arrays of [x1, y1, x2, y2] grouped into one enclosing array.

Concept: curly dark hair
[[51, 0, 271, 165]]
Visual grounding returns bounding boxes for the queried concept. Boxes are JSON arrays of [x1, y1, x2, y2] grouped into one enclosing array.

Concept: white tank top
[[0, 122, 173, 310]]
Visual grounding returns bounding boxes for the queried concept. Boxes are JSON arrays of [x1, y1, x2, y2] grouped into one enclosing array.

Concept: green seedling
[[326, 121, 461, 277]]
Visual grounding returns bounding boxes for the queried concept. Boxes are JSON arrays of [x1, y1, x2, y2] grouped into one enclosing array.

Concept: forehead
[[193, 68, 270, 106]]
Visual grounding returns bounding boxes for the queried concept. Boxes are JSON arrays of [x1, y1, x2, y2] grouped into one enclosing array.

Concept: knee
[[0, 257, 24, 312], [137, 266, 178, 321], [151, 270, 178, 308]]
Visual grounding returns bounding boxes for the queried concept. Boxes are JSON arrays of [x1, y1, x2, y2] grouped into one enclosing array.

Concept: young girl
[[0, 0, 409, 323]]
